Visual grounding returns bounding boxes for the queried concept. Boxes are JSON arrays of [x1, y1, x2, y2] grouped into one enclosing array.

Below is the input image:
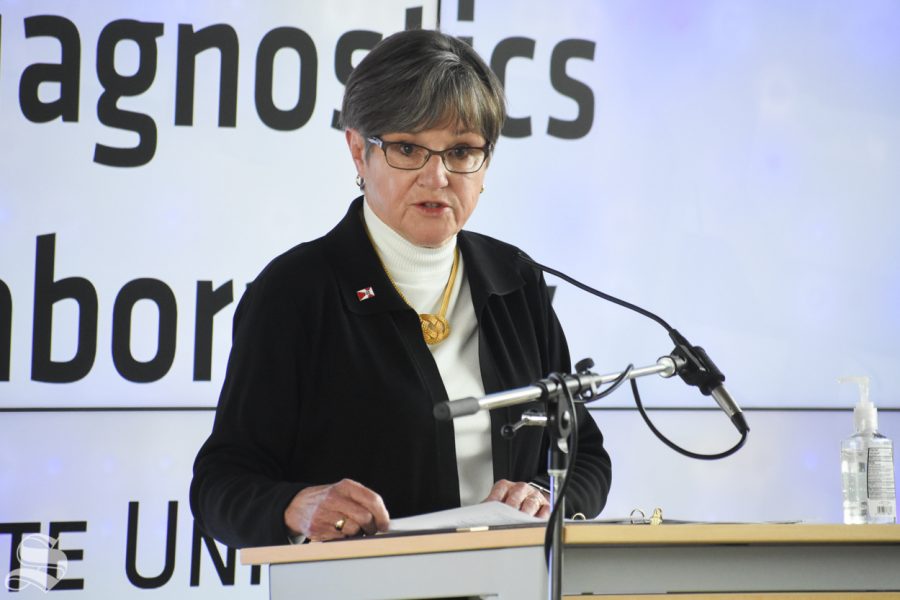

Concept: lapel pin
[[357, 286, 375, 301]]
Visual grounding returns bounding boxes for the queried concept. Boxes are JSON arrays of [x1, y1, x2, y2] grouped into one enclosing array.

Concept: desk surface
[[241, 522, 900, 566]]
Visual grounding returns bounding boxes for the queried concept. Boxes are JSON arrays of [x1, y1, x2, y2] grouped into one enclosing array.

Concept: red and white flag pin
[[356, 286, 375, 301]]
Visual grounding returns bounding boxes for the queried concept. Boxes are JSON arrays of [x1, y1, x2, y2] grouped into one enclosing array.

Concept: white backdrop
[[1, 0, 899, 597]]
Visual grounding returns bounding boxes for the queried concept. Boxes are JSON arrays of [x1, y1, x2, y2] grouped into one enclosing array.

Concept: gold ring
[[334, 518, 346, 532]]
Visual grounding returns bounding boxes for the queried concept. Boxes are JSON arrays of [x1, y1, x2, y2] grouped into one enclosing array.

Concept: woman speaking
[[190, 28, 611, 548]]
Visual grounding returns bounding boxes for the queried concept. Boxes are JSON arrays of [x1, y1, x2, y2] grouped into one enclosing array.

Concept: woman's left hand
[[483, 479, 551, 518]]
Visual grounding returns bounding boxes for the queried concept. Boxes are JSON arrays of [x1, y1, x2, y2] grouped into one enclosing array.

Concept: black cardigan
[[190, 197, 611, 548]]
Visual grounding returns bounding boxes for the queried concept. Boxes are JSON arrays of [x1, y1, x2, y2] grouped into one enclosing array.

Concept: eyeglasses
[[367, 136, 491, 174]]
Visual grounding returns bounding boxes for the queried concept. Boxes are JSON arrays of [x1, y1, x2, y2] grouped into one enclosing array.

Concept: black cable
[[543, 373, 579, 567], [578, 363, 634, 403], [518, 252, 673, 331], [520, 251, 750, 449], [630, 379, 747, 460]]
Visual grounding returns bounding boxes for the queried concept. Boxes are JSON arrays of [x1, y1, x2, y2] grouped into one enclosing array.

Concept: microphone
[[668, 329, 749, 434], [517, 251, 748, 435]]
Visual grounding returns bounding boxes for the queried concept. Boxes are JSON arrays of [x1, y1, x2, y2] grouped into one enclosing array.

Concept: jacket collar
[[457, 228, 525, 314], [325, 196, 525, 316]]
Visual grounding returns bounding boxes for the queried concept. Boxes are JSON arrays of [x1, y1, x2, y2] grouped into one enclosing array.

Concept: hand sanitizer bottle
[[840, 376, 896, 524]]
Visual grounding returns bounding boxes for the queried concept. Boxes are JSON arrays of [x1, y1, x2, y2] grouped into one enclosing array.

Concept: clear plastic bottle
[[839, 376, 896, 524]]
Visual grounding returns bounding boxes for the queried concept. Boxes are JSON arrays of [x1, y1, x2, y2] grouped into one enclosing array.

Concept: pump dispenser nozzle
[[839, 375, 877, 433]]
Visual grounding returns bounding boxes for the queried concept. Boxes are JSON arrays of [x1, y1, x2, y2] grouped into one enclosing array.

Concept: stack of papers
[[388, 501, 546, 533]]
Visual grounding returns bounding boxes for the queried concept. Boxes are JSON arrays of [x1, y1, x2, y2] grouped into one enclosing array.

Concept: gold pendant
[[420, 313, 450, 345]]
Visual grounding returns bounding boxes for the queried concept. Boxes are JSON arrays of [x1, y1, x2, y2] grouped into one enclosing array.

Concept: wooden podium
[[242, 523, 900, 599]]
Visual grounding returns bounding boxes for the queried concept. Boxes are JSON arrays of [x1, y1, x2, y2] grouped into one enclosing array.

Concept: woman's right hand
[[283, 479, 390, 541]]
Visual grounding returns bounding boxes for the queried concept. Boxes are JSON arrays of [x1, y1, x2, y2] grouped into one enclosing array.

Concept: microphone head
[[711, 385, 750, 434]]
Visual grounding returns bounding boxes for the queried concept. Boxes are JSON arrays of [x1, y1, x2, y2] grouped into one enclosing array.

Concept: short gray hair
[[341, 30, 506, 147]]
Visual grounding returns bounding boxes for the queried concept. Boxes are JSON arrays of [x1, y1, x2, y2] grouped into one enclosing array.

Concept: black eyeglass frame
[[366, 136, 492, 174]]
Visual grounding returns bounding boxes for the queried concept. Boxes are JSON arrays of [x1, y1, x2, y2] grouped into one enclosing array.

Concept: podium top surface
[[240, 522, 900, 566]]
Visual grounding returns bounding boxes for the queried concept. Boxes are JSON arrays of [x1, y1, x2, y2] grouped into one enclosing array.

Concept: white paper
[[388, 501, 546, 532]]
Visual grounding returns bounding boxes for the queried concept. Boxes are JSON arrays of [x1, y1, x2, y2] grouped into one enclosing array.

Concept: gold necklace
[[365, 228, 459, 345]]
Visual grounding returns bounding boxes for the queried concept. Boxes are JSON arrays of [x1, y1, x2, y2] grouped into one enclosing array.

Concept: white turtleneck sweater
[[363, 200, 493, 506]]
